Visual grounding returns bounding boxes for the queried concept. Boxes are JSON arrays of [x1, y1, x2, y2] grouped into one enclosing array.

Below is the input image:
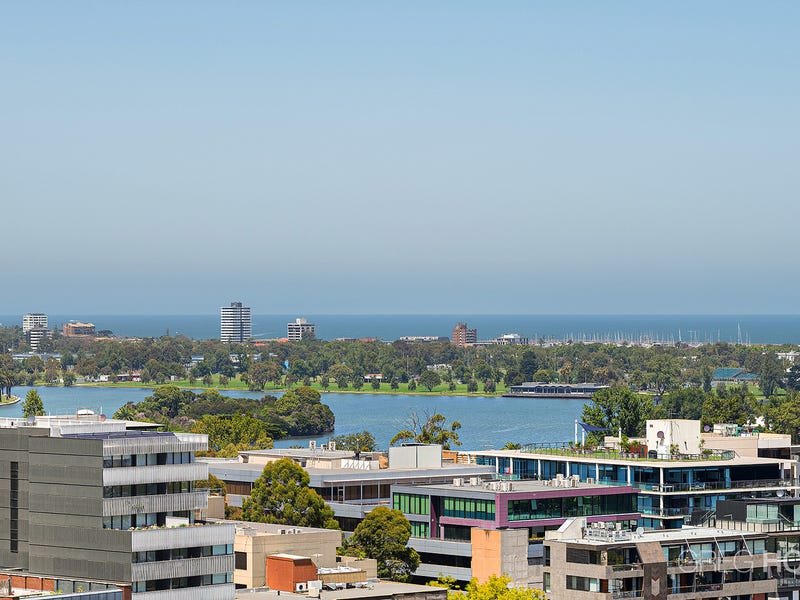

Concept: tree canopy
[[241, 458, 338, 529], [390, 412, 461, 449], [581, 386, 654, 442], [453, 576, 546, 600], [340, 506, 420, 582], [330, 430, 377, 453], [22, 389, 45, 418]]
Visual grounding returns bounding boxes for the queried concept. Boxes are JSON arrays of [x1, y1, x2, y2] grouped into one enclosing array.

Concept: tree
[[456, 576, 546, 600], [519, 350, 539, 380], [62, 371, 76, 387], [418, 370, 441, 392], [195, 473, 227, 496], [371, 378, 381, 390], [192, 414, 273, 456], [766, 392, 800, 442], [760, 352, 784, 398], [702, 364, 713, 394], [23, 389, 45, 418], [241, 458, 338, 528], [407, 379, 417, 391], [702, 384, 758, 426], [659, 387, 706, 421], [581, 386, 654, 443], [390, 412, 461, 449], [483, 379, 496, 393], [273, 386, 335, 436], [330, 430, 377, 453], [787, 364, 800, 392], [466, 379, 478, 393], [340, 506, 420, 582]]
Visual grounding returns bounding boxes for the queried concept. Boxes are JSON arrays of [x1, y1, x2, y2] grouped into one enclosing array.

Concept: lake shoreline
[[74, 382, 502, 398]]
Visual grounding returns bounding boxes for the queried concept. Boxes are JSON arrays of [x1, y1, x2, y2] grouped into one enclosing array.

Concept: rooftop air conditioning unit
[[296, 583, 308, 592], [470, 477, 480, 486], [453, 478, 463, 487], [309, 440, 317, 450], [329, 441, 336, 452], [587, 477, 595, 484]]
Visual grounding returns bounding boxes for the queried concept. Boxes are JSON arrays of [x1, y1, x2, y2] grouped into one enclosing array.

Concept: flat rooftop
[[215, 519, 339, 536], [403, 478, 635, 495], [62, 430, 177, 440], [465, 448, 787, 467], [204, 458, 494, 484], [236, 582, 445, 600], [240, 448, 359, 460], [556, 524, 768, 546]]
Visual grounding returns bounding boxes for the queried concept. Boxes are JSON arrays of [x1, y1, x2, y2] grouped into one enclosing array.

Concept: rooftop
[[218, 519, 340, 537], [549, 519, 768, 546], [464, 446, 787, 467], [236, 582, 445, 600], [401, 476, 635, 495]]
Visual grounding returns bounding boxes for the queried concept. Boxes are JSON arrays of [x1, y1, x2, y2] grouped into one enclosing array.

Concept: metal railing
[[518, 442, 735, 462]]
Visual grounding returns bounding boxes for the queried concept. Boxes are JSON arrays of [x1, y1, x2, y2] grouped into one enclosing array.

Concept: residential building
[[543, 517, 778, 599], [0, 412, 235, 600], [391, 476, 639, 585], [25, 328, 53, 353], [397, 336, 449, 343], [63, 321, 96, 336], [504, 382, 608, 399], [22, 314, 47, 333], [0, 570, 122, 599], [450, 323, 476, 347], [287, 319, 315, 341], [777, 351, 799, 364], [462, 419, 798, 530], [220, 302, 252, 343]]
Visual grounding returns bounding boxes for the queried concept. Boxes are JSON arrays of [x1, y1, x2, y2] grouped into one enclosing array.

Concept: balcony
[[132, 554, 233, 581], [103, 433, 208, 456], [131, 523, 234, 552], [103, 491, 208, 516], [611, 591, 642, 599], [518, 442, 735, 462], [132, 583, 234, 600], [103, 463, 208, 486]]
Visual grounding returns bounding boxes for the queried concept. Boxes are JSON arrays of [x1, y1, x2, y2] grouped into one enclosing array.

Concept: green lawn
[[78, 374, 508, 396]]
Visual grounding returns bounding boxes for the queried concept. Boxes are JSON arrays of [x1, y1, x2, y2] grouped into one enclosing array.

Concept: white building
[[220, 301, 252, 342], [22, 312, 47, 332], [287, 318, 315, 341]]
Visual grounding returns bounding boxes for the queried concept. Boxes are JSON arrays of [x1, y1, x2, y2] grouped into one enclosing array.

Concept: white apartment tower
[[287, 318, 315, 341], [219, 302, 252, 343], [22, 313, 48, 332]]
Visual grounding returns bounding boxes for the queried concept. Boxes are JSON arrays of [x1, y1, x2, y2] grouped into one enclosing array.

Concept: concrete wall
[[389, 446, 442, 470], [470, 528, 529, 586], [234, 529, 342, 588]]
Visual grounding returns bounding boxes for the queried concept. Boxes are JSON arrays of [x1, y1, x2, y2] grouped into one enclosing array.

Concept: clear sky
[[2, 2, 798, 314]]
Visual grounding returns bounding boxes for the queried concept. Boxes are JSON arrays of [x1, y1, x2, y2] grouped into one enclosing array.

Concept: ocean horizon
[[3, 314, 800, 344]]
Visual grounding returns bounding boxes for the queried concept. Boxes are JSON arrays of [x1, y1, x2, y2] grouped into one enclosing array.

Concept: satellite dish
[[778, 489, 786, 498], [656, 431, 665, 440], [703, 425, 711, 432]]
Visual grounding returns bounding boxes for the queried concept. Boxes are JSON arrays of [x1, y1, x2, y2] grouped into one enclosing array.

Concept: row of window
[[442, 497, 495, 521], [132, 572, 232, 592], [410, 522, 430, 538], [393, 493, 430, 516], [508, 494, 636, 521], [103, 452, 192, 468], [133, 544, 232, 563], [102, 511, 193, 530], [103, 481, 193, 498]]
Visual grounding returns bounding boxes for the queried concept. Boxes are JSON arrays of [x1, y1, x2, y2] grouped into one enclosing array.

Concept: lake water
[[3, 386, 586, 450]]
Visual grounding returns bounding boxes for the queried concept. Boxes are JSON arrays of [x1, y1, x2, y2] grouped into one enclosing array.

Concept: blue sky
[[1, 2, 798, 314]]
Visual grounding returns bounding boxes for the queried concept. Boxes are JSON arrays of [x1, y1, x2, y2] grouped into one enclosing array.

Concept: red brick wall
[[266, 556, 318, 592]]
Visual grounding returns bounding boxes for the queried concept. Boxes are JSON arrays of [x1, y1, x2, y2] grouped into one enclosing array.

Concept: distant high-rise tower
[[22, 313, 47, 332], [287, 318, 316, 341], [451, 322, 477, 347], [220, 301, 252, 342]]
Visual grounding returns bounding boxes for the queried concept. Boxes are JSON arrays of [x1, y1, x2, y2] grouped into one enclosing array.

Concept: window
[[235, 552, 248, 570], [566, 576, 600, 592], [410, 522, 429, 538], [393, 493, 430, 515], [442, 496, 495, 520], [542, 572, 550, 593]]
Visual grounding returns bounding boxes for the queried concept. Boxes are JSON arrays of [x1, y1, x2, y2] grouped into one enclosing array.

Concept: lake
[[3, 386, 588, 450]]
